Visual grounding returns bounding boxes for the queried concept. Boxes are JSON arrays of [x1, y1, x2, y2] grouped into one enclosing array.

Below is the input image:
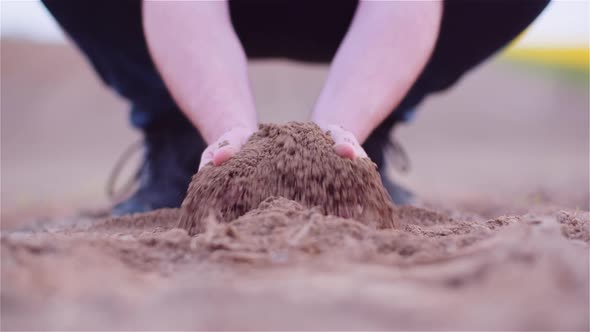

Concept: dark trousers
[[42, 0, 548, 167]]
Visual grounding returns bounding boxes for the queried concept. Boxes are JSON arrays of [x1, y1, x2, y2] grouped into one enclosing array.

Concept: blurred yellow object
[[502, 46, 589, 71]]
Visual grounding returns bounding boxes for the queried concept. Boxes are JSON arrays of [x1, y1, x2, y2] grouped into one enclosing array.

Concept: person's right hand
[[198, 127, 256, 170]]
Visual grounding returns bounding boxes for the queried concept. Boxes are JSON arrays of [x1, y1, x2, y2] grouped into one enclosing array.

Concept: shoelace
[[73, 141, 144, 219], [106, 140, 145, 205]]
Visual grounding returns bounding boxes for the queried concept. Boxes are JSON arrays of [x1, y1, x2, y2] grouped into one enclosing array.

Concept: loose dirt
[[2, 123, 589, 331], [2, 187, 589, 329], [179, 122, 397, 235]]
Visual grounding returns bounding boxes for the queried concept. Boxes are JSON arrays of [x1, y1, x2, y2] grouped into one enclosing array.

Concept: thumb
[[323, 125, 368, 160]]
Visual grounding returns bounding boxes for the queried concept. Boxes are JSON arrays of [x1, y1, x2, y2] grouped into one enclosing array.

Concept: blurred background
[[1, 1, 588, 226]]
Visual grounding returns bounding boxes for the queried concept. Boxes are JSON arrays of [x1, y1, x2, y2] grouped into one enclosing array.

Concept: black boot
[[363, 125, 415, 206], [110, 121, 206, 216]]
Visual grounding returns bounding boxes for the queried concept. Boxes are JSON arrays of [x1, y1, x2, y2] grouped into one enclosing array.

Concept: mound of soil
[[179, 122, 397, 235]]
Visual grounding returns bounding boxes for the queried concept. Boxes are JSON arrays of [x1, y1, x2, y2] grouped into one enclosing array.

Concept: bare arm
[[143, 1, 257, 168], [311, 1, 442, 158]]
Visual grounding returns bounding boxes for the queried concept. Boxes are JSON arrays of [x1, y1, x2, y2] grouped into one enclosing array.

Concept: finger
[[198, 148, 214, 171], [212, 145, 238, 166], [328, 128, 369, 160], [334, 142, 357, 160], [356, 145, 368, 158]]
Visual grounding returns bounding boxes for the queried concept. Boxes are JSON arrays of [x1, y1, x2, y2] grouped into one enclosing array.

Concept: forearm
[[311, 1, 442, 143], [143, 1, 257, 144]]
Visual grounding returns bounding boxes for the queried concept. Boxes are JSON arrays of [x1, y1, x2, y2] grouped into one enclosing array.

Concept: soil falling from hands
[[179, 122, 397, 235]]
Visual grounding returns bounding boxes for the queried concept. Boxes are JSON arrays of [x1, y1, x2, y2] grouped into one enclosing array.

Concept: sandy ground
[[2, 199, 589, 330], [1, 40, 589, 330]]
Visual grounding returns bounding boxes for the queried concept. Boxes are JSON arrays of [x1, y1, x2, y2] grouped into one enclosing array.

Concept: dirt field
[[2, 198, 589, 330], [1, 40, 589, 330]]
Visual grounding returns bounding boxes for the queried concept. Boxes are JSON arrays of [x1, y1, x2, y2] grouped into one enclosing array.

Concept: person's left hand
[[320, 124, 368, 160]]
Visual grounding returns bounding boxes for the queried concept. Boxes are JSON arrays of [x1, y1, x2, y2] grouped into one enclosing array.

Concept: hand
[[320, 124, 368, 160], [198, 126, 256, 170]]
